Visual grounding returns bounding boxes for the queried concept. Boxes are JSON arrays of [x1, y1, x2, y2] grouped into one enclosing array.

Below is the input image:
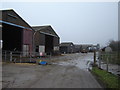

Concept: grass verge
[[91, 67, 120, 89]]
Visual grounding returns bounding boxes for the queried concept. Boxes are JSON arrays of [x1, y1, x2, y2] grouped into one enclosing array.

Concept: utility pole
[[94, 50, 96, 66]]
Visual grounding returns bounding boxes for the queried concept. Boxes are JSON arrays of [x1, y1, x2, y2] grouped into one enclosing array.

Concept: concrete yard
[[2, 53, 102, 88]]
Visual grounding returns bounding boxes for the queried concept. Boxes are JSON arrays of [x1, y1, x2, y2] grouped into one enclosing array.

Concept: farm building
[[74, 44, 82, 53], [60, 42, 75, 54], [32, 25, 60, 55], [0, 9, 33, 56]]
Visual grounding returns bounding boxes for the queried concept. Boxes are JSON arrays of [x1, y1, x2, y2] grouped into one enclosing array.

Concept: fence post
[[30, 53, 31, 62], [5, 51, 6, 62], [99, 55, 101, 69], [10, 52, 12, 62], [49, 52, 51, 60], [20, 54, 21, 63], [98, 50, 101, 68], [105, 47, 112, 72], [106, 54, 109, 72]]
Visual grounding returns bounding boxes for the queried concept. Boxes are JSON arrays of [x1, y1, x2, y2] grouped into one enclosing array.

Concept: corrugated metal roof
[[0, 9, 33, 30], [32, 25, 59, 38], [74, 44, 82, 48], [60, 42, 74, 46]]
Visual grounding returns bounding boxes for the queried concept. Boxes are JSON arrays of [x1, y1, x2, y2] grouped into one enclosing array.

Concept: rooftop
[[32, 25, 59, 37]]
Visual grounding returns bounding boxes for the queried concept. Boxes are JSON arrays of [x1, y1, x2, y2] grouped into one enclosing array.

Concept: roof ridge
[[0, 9, 14, 11], [32, 25, 51, 27]]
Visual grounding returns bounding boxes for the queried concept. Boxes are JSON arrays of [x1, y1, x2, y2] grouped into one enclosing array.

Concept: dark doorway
[[45, 35, 53, 55], [60, 46, 67, 53], [2, 23, 23, 51], [35, 46, 39, 52]]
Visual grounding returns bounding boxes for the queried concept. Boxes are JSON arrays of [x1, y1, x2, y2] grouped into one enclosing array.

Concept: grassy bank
[[91, 67, 120, 89]]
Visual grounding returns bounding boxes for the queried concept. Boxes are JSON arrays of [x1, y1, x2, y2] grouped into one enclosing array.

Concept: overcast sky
[[1, 2, 118, 47]]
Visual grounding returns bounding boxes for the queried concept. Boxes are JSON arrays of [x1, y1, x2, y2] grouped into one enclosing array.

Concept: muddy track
[[2, 53, 102, 88]]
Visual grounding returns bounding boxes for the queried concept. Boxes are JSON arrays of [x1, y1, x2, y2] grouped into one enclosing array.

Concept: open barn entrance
[[2, 23, 23, 51], [45, 35, 53, 55]]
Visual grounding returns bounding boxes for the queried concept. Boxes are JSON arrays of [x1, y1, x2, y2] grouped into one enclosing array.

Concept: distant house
[[80, 45, 89, 51], [32, 25, 60, 55], [0, 9, 33, 56], [80, 44, 100, 52], [60, 42, 74, 54]]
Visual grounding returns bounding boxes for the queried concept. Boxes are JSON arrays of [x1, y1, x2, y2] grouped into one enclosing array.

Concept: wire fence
[[97, 51, 120, 76], [2, 50, 52, 63]]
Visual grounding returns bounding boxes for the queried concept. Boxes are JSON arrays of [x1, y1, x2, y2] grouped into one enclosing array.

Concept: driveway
[[2, 53, 102, 88]]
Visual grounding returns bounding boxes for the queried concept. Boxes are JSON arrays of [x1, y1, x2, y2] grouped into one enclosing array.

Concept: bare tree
[[108, 40, 120, 51]]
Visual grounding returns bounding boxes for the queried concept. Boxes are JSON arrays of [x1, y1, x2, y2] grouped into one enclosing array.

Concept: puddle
[[53, 59, 93, 71], [52, 53, 94, 71], [53, 61, 74, 66]]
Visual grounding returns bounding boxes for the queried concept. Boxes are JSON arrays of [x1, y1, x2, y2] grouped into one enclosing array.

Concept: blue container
[[39, 61, 47, 65]]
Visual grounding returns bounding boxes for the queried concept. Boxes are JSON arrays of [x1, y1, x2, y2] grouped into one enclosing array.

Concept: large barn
[[32, 25, 60, 55], [0, 9, 33, 56]]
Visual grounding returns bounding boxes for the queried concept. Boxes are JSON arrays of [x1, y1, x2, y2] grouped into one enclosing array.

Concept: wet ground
[[52, 53, 94, 71], [95, 52, 120, 76], [2, 53, 102, 88], [97, 62, 120, 76]]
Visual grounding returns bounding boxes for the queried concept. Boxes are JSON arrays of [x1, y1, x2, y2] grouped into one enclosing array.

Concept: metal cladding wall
[[23, 28, 33, 52], [32, 25, 60, 54], [60, 43, 75, 53], [34, 32, 45, 46], [53, 37, 59, 46], [39, 33, 45, 45], [1, 9, 34, 53], [53, 37, 60, 52], [34, 32, 60, 54], [34, 32, 45, 53]]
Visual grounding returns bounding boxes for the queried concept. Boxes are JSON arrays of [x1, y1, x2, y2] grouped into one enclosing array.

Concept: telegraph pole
[[93, 50, 96, 66]]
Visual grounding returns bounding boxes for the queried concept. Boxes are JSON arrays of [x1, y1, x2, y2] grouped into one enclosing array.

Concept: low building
[[0, 9, 33, 56], [74, 44, 82, 53], [60, 42, 74, 54], [32, 25, 60, 55]]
